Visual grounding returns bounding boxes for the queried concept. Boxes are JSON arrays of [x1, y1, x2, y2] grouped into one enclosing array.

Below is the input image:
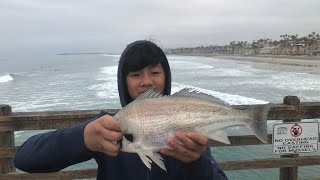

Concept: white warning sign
[[273, 122, 319, 155]]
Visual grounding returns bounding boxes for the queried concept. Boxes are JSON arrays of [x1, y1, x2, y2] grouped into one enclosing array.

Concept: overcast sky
[[1, 0, 320, 55]]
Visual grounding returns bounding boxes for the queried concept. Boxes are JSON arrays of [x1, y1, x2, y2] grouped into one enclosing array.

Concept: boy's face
[[126, 63, 165, 99]]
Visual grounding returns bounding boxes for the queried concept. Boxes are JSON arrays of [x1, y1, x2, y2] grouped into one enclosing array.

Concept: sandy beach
[[207, 54, 320, 68]]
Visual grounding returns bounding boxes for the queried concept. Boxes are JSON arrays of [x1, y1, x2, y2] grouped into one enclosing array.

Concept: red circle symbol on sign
[[290, 124, 302, 137]]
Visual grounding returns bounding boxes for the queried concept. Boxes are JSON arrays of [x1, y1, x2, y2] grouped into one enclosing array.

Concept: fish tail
[[246, 103, 273, 144]]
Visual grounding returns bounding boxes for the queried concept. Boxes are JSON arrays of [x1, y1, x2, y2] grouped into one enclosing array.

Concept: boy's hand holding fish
[[160, 132, 208, 163], [84, 115, 123, 157], [84, 114, 207, 164]]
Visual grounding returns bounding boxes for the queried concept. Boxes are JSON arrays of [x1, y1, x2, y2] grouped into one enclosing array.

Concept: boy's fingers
[[100, 127, 123, 142], [100, 115, 121, 131], [187, 133, 208, 146], [101, 139, 121, 156], [174, 132, 198, 150]]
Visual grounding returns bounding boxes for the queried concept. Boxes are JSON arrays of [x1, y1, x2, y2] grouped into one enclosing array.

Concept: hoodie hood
[[117, 40, 171, 107]]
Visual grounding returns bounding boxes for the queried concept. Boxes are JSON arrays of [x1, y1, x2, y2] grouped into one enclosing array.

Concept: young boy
[[14, 40, 228, 180]]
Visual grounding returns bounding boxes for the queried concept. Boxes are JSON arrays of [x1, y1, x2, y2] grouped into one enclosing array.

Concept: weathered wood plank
[[210, 133, 320, 145], [0, 105, 12, 116], [0, 105, 15, 174], [1, 133, 317, 161], [219, 156, 320, 170], [0, 109, 118, 132], [0, 147, 16, 159], [5, 132, 320, 160], [4, 132, 320, 160], [2, 156, 320, 179], [1, 168, 97, 179], [280, 96, 300, 180]]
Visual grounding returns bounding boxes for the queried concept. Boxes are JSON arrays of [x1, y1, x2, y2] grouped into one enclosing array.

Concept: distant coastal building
[[167, 41, 319, 57], [166, 33, 320, 57]]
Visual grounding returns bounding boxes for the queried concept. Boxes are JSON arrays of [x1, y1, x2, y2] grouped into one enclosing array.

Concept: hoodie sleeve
[[181, 146, 228, 180], [14, 112, 107, 173]]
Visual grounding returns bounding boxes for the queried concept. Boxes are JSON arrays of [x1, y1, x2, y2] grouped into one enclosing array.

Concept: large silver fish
[[114, 88, 272, 171]]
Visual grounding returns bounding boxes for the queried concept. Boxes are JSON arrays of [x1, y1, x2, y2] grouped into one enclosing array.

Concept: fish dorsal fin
[[173, 88, 231, 107], [136, 89, 163, 100]]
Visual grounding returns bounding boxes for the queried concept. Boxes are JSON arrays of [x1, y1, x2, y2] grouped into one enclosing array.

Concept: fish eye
[[124, 134, 134, 142]]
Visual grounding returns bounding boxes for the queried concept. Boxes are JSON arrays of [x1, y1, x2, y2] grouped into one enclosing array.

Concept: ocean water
[[1, 54, 319, 179]]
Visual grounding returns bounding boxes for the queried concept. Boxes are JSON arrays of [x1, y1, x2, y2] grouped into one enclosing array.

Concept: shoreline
[[169, 54, 320, 68]]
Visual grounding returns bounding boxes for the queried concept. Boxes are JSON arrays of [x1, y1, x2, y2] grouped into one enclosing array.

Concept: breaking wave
[[0, 74, 14, 83], [87, 66, 118, 99], [172, 82, 269, 105]]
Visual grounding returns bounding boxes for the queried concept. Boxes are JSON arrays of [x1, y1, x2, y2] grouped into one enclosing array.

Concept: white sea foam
[[99, 66, 118, 76], [100, 54, 121, 58], [234, 72, 320, 91], [210, 68, 253, 76], [14, 131, 24, 138], [87, 66, 119, 99], [270, 73, 320, 91], [169, 60, 213, 70], [11, 101, 70, 112], [0, 74, 13, 83], [169, 60, 255, 76], [172, 82, 269, 105], [88, 64, 268, 105]]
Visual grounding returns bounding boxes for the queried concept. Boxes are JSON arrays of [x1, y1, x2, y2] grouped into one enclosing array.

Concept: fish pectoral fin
[[153, 152, 164, 160], [148, 153, 166, 172], [138, 152, 152, 170], [207, 129, 231, 144], [138, 151, 167, 171]]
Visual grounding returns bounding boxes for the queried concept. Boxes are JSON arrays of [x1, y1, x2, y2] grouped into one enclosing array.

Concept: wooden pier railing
[[0, 96, 320, 180]]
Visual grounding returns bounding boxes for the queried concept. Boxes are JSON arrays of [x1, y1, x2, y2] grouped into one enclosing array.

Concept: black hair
[[122, 41, 167, 76], [117, 40, 171, 107]]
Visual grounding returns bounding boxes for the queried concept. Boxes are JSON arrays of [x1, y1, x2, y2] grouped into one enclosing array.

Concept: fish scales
[[114, 88, 271, 171]]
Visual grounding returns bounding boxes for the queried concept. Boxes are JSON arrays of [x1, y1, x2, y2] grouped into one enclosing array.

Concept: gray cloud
[[1, 0, 319, 55]]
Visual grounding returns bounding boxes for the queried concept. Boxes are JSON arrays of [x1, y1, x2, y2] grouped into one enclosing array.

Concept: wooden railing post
[[279, 96, 300, 180], [0, 105, 15, 174]]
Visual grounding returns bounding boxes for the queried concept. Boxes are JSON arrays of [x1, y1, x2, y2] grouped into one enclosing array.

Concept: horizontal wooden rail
[[1, 134, 319, 159], [0, 135, 276, 159], [0, 168, 97, 180], [0, 135, 275, 159], [0, 103, 319, 132], [0, 109, 118, 132], [0, 147, 15, 159], [1, 156, 320, 179], [219, 156, 320, 170], [208, 134, 320, 146]]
